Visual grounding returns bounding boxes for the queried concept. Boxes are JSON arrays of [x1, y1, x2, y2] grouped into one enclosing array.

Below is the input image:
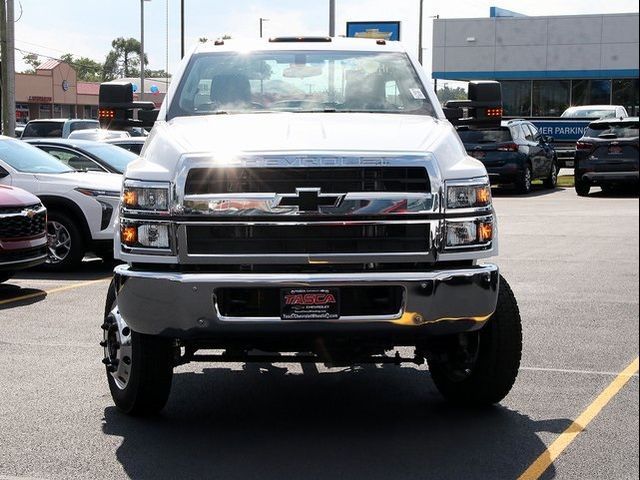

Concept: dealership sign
[[530, 120, 589, 141], [346, 21, 401, 41]]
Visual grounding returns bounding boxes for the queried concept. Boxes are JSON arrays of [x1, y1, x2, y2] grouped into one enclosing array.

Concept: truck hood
[[132, 113, 487, 181]]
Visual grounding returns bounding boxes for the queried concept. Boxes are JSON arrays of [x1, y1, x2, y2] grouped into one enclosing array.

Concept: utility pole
[[259, 17, 269, 38], [1, 0, 16, 137], [180, 0, 184, 58], [329, 0, 335, 37], [140, 0, 150, 102], [418, 0, 424, 64]]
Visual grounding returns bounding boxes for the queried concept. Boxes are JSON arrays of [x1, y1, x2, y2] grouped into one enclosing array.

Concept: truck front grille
[[185, 167, 429, 194], [0, 210, 46, 239], [186, 223, 429, 255]]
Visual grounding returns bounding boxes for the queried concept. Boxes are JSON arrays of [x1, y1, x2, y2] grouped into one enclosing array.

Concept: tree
[[145, 68, 171, 79], [21, 53, 41, 74], [436, 85, 467, 104], [60, 53, 103, 82], [102, 37, 148, 80]]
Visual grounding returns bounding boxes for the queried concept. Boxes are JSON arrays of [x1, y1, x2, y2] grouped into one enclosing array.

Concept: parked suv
[[0, 185, 47, 283], [458, 119, 558, 194], [0, 137, 122, 270], [574, 117, 639, 196], [20, 119, 99, 139]]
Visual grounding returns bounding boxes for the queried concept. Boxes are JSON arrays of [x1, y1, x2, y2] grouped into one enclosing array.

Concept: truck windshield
[[169, 50, 435, 118]]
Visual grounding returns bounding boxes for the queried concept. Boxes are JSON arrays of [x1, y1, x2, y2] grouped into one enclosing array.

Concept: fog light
[[138, 224, 170, 248], [446, 221, 477, 247], [121, 226, 138, 246]]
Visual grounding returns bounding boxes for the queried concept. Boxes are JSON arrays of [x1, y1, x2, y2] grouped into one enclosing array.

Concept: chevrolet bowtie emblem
[[23, 209, 37, 219], [277, 188, 344, 212]]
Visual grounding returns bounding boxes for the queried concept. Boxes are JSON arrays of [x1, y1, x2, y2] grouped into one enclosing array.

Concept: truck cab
[[99, 37, 522, 415]]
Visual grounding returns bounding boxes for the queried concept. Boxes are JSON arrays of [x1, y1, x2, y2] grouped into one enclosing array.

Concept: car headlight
[[445, 217, 493, 249], [75, 188, 120, 198], [446, 183, 491, 210], [121, 222, 171, 249], [122, 180, 170, 212]]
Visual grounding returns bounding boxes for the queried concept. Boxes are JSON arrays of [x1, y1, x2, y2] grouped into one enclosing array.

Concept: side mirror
[[443, 81, 502, 129], [99, 82, 159, 130]]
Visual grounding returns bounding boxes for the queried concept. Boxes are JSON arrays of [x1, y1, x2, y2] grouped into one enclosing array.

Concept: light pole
[[329, 0, 335, 37], [180, 0, 185, 58], [140, 0, 151, 101], [259, 17, 269, 38], [418, 0, 424, 64]]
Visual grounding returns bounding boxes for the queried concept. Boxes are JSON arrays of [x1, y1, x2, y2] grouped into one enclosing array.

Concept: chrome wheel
[[46, 220, 72, 264], [102, 307, 133, 390]]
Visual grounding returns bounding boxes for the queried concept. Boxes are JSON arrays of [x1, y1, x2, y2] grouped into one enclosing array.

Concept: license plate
[[608, 145, 623, 154], [280, 287, 340, 320], [470, 151, 486, 159], [565, 160, 574, 167]]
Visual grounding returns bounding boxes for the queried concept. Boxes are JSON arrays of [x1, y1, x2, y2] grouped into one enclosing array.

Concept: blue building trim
[[432, 69, 640, 80]]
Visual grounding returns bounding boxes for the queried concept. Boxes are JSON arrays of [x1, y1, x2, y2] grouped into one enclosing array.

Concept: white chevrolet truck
[[99, 37, 522, 415]]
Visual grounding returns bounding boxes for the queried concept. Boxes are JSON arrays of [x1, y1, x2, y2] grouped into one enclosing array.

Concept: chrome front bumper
[[113, 263, 499, 338]]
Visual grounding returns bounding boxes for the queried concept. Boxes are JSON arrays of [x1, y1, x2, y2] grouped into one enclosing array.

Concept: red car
[[0, 185, 48, 283]]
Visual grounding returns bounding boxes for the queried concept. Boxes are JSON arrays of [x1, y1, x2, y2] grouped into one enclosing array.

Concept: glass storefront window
[[572, 79, 612, 106], [612, 79, 639, 116], [532, 80, 570, 116], [502, 80, 531, 117]]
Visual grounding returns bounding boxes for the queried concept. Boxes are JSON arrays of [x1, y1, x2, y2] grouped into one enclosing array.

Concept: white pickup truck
[[98, 37, 522, 415]]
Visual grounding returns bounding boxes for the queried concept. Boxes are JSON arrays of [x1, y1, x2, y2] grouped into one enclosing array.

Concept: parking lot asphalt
[[0, 185, 638, 480]]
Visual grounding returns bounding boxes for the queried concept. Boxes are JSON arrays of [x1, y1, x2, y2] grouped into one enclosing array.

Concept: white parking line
[[521, 366, 639, 377]]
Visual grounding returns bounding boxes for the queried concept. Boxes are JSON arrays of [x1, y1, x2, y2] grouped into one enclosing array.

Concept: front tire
[[428, 275, 522, 406], [103, 280, 174, 415], [45, 211, 85, 271]]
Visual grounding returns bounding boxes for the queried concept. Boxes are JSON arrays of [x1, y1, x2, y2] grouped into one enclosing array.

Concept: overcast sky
[[14, 0, 640, 78]]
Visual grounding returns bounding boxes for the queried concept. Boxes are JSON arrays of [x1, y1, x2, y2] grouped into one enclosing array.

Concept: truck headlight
[[122, 181, 170, 212], [121, 223, 171, 249], [446, 183, 491, 209], [445, 218, 493, 248]]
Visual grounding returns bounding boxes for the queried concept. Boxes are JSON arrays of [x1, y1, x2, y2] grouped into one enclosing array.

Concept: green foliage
[[60, 53, 103, 82], [21, 53, 40, 74], [437, 85, 467, 104], [102, 37, 148, 80]]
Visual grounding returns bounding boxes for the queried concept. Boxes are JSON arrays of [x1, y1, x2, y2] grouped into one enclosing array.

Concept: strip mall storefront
[[15, 60, 100, 123]]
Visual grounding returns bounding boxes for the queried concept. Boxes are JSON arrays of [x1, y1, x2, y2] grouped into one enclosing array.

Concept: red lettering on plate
[[285, 293, 336, 305]]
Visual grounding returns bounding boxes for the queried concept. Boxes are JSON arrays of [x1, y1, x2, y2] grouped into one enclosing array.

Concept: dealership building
[[432, 10, 639, 117]]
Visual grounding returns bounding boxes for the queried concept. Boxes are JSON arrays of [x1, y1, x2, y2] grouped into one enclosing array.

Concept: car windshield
[[585, 121, 639, 139], [457, 127, 512, 144], [169, 50, 435, 118], [0, 139, 73, 173], [561, 107, 616, 118], [81, 143, 138, 173]]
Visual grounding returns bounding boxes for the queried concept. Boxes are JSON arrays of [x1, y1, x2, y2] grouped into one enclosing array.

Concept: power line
[[15, 47, 104, 73]]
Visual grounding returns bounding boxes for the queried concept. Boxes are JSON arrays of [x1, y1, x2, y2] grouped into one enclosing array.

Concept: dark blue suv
[[458, 120, 558, 194]]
